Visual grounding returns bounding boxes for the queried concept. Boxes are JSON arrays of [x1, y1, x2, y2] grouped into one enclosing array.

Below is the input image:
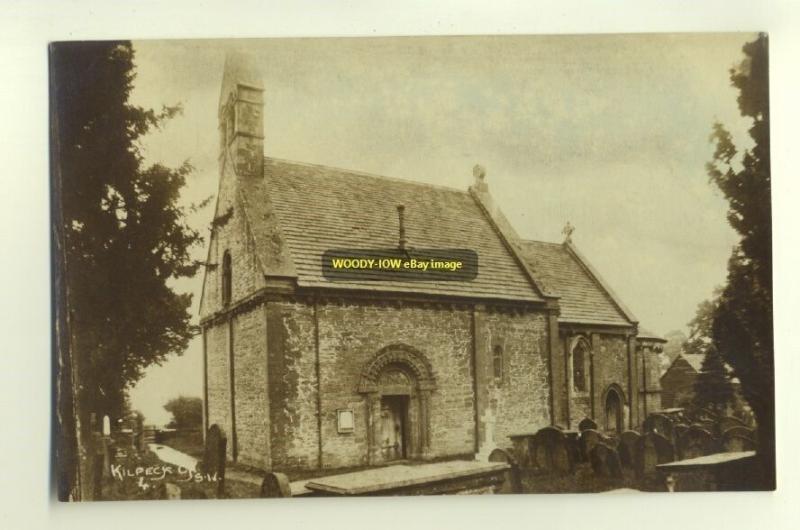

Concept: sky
[[126, 34, 754, 425]]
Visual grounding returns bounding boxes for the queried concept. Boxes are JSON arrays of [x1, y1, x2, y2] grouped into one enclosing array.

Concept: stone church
[[199, 53, 665, 472]]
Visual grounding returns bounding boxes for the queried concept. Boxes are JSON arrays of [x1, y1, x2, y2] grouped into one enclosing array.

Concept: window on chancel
[[573, 339, 588, 392]]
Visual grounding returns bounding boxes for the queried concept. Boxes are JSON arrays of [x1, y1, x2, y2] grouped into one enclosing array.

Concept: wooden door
[[380, 396, 407, 461]]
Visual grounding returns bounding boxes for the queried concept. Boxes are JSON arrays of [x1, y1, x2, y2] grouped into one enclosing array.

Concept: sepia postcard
[[50, 33, 774, 501]]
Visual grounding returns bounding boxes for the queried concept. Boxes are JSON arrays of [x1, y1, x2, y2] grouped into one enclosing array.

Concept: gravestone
[[580, 429, 615, 461], [643, 413, 674, 441], [680, 426, 716, 460], [634, 432, 674, 479], [722, 426, 755, 439], [718, 416, 746, 436], [488, 448, 522, 493], [260, 472, 292, 498], [618, 430, 641, 469], [673, 424, 690, 459], [202, 424, 227, 499], [721, 431, 756, 452], [563, 431, 583, 464], [590, 443, 623, 479], [578, 418, 598, 432], [532, 426, 572, 474], [508, 434, 536, 469], [674, 423, 689, 439], [693, 419, 716, 433], [698, 407, 719, 423]]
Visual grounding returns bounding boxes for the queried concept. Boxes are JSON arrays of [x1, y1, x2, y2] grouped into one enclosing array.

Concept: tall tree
[[683, 295, 737, 415], [51, 41, 203, 494], [706, 33, 773, 488]]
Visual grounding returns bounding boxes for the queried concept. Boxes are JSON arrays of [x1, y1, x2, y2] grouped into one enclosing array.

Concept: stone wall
[[314, 301, 476, 469], [232, 307, 270, 468], [205, 296, 642, 470], [560, 331, 634, 430], [205, 322, 232, 459], [199, 163, 265, 319], [252, 298, 552, 472], [266, 301, 319, 471], [637, 342, 664, 419], [478, 309, 551, 451], [592, 334, 632, 429]]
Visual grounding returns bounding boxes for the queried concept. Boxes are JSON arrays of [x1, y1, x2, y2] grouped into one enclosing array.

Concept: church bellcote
[[219, 52, 264, 178]]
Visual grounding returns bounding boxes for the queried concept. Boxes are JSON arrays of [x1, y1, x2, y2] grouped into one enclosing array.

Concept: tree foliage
[[663, 330, 687, 359], [163, 396, 203, 430], [683, 294, 737, 414], [52, 41, 202, 422], [705, 33, 773, 486]]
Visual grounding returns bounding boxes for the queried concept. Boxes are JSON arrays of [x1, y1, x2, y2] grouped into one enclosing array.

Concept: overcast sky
[[127, 33, 754, 425]]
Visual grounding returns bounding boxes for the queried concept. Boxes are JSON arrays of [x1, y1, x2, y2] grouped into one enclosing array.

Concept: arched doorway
[[604, 385, 625, 434], [358, 344, 436, 465]]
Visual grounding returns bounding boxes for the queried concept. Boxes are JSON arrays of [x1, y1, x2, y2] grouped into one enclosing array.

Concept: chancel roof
[[519, 240, 635, 327]]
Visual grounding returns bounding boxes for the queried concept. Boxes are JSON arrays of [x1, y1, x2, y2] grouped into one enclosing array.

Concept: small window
[[573, 339, 588, 392], [221, 250, 232, 306], [493, 345, 504, 382]]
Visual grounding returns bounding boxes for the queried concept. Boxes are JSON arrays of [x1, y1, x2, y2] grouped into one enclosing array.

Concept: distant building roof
[[237, 157, 546, 302], [677, 353, 705, 373], [519, 240, 635, 327]]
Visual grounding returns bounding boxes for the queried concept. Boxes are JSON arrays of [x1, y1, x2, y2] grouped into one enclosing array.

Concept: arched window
[[221, 250, 232, 306], [492, 345, 504, 382], [572, 339, 588, 392]]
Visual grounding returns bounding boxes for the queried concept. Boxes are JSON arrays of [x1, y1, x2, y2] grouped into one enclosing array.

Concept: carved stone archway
[[603, 384, 627, 434], [358, 344, 436, 464]]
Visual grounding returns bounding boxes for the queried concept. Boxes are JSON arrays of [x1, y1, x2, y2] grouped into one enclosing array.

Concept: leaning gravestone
[[618, 430, 641, 469], [532, 426, 572, 474], [634, 432, 674, 479], [202, 424, 227, 499], [589, 443, 623, 479], [680, 426, 716, 460], [488, 448, 523, 494], [578, 418, 598, 432], [260, 472, 292, 498]]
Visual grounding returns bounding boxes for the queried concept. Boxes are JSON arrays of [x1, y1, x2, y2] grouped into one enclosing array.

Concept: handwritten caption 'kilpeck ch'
[[110, 463, 219, 488]]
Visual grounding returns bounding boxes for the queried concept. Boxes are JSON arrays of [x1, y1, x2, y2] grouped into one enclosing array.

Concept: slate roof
[[518, 240, 634, 327], [238, 157, 544, 302]]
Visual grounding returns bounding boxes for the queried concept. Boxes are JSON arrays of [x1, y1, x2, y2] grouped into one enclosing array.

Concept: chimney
[[397, 205, 407, 250], [219, 52, 264, 178]]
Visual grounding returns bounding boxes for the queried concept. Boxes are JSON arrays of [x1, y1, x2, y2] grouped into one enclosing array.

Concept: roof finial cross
[[562, 221, 575, 243]]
